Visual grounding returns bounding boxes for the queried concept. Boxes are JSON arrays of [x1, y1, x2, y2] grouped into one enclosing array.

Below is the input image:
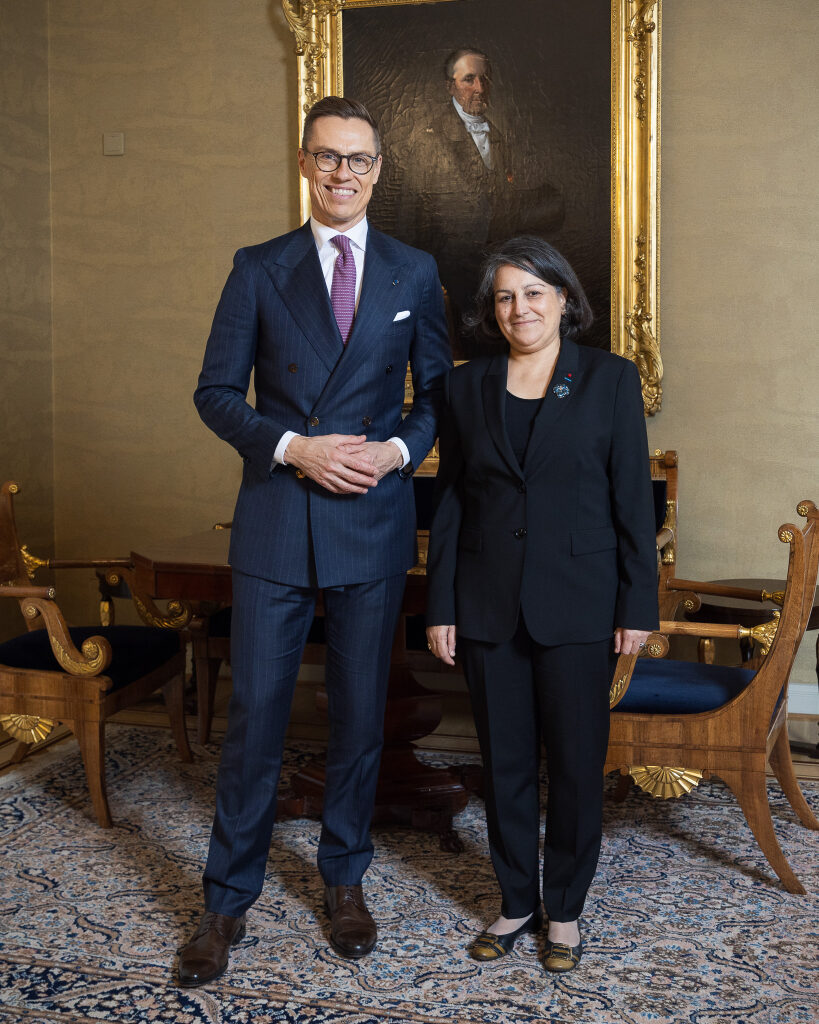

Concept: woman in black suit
[[425, 237, 658, 973]]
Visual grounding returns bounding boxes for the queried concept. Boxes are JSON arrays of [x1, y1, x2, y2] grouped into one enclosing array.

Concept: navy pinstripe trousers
[[203, 568, 406, 916]]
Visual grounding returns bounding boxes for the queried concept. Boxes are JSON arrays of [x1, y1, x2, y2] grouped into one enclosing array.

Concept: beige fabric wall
[[47, 0, 298, 620], [646, 1, 819, 702], [4, 2, 817, 701], [0, 0, 54, 641]]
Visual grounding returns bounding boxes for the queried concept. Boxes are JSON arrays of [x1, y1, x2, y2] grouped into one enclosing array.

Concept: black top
[[505, 391, 544, 467]]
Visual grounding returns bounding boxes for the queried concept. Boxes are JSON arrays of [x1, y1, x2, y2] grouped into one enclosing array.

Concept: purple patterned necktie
[[330, 234, 356, 345]]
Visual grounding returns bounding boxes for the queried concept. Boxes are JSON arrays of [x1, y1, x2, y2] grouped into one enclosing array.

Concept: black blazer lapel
[[481, 354, 524, 482], [262, 222, 341, 374], [523, 339, 581, 471]]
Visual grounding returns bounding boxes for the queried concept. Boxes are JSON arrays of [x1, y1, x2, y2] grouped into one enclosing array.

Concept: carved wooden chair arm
[[44, 558, 133, 570], [0, 583, 56, 599], [667, 577, 784, 606], [14, 595, 113, 676], [658, 614, 781, 658], [19, 545, 133, 578]]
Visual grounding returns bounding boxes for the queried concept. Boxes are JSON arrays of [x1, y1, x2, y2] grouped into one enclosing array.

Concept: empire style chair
[[605, 500, 819, 894], [0, 481, 193, 826]]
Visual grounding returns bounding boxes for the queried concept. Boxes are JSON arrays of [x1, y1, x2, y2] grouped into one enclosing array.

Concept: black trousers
[[460, 617, 612, 922]]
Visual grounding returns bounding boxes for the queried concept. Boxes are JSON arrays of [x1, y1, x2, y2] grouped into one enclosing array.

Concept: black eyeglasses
[[305, 150, 379, 175]]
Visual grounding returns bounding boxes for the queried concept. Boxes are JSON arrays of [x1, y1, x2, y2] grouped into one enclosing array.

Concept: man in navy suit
[[178, 96, 450, 986]]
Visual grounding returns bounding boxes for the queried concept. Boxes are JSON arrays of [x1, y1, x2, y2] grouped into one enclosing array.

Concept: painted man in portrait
[[374, 47, 565, 351]]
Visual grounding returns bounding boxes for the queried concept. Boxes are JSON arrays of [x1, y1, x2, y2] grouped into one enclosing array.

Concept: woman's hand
[[613, 627, 651, 656], [426, 624, 457, 666]]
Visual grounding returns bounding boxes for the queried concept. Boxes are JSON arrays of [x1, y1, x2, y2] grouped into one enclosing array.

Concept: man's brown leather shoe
[[324, 884, 377, 959], [177, 911, 247, 987]]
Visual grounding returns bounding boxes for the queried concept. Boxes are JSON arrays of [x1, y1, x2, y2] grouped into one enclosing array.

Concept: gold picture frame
[[281, 0, 662, 414]]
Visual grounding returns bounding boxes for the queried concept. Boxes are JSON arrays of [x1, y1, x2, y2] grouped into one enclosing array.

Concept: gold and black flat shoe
[[468, 906, 544, 962], [543, 933, 583, 973]]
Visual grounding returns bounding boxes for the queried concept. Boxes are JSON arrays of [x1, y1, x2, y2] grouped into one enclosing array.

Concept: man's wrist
[[275, 430, 299, 466], [387, 436, 410, 469]]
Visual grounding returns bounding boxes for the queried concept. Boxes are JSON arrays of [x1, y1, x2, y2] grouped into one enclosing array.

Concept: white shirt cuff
[[274, 430, 298, 466], [388, 436, 411, 469]]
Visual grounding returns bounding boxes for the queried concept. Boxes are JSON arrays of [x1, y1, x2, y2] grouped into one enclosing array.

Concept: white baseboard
[[788, 682, 819, 716]]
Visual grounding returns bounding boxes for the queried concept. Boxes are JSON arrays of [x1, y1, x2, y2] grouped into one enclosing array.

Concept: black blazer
[[426, 341, 660, 645]]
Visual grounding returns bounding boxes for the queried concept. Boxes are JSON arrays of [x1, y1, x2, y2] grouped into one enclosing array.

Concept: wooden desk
[[690, 577, 819, 757], [131, 532, 468, 849], [132, 529, 232, 604]]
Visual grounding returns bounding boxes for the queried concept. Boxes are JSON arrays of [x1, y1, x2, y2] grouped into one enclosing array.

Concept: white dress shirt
[[452, 97, 492, 170], [275, 216, 410, 469]]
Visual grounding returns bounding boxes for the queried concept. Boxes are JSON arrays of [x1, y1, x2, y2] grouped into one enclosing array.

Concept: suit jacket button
[[514, 527, 527, 539], [288, 363, 298, 373], [362, 416, 372, 427], [385, 364, 393, 373], [518, 482, 526, 493], [309, 416, 319, 427]]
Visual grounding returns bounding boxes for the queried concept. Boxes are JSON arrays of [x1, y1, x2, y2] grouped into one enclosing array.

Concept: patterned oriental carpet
[[0, 727, 817, 1024]]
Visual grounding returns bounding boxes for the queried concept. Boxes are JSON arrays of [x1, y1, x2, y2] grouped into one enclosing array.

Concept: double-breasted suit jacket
[[426, 340, 659, 645], [195, 221, 451, 588]]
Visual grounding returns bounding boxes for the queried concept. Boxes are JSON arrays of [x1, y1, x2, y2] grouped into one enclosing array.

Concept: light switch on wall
[[102, 132, 125, 156]]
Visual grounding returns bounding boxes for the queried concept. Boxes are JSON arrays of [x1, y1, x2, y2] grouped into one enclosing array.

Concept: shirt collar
[[310, 215, 369, 253], [452, 96, 490, 131]]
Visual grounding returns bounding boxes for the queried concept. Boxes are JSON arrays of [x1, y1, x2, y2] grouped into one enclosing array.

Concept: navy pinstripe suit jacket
[[195, 221, 451, 588]]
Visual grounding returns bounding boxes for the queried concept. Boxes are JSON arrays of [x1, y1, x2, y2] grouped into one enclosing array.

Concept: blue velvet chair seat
[[617, 659, 756, 714], [0, 625, 180, 693]]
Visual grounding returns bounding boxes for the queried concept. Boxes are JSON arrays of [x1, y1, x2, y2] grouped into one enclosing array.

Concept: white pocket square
[[393, 310, 411, 322]]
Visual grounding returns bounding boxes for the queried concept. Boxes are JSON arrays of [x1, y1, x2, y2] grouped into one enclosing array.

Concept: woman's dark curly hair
[[463, 236, 594, 345]]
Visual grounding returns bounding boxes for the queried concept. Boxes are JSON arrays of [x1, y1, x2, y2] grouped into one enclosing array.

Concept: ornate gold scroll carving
[[105, 569, 192, 630], [19, 545, 49, 581], [661, 501, 676, 566], [738, 611, 780, 659], [609, 674, 629, 708], [20, 598, 112, 676]]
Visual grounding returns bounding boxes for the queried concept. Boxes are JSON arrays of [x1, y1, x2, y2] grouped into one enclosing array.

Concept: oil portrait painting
[[343, 0, 612, 354]]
